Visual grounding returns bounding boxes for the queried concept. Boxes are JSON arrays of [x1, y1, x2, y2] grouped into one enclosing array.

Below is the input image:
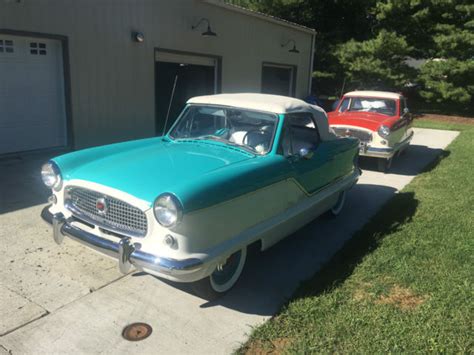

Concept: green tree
[[228, 0, 474, 109], [335, 30, 415, 90], [418, 59, 474, 104], [227, 0, 376, 95], [372, 0, 474, 106]]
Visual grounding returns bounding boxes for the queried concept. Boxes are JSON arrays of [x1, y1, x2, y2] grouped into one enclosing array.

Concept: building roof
[[203, 0, 316, 34], [344, 91, 402, 100], [187, 93, 335, 140]]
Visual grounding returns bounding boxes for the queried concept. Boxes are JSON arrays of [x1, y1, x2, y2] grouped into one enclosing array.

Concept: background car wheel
[[328, 190, 346, 217], [191, 247, 247, 300], [377, 157, 393, 173]]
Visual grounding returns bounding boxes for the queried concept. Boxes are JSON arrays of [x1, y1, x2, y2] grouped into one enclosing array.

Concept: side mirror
[[403, 107, 410, 115], [299, 148, 313, 160]]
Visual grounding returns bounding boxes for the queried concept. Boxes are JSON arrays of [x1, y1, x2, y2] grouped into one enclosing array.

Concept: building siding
[[0, 0, 314, 149]]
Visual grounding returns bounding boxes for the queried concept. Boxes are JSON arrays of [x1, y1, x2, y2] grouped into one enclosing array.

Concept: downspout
[[308, 32, 316, 96]]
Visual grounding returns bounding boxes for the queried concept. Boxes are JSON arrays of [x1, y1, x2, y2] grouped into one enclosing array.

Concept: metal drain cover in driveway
[[122, 323, 152, 341]]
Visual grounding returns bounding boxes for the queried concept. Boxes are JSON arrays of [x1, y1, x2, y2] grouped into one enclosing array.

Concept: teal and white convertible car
[[41, 94, 360, 298]]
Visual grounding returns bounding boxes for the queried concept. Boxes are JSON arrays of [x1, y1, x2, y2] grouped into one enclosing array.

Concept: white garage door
[[0, 35, 67, 154]]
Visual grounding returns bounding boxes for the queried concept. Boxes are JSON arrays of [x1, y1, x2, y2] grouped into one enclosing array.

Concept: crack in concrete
[[0, 310, 49, 337], [0, 344, 13, 354], [1, 284, 47, 314], [1, 272, 129, 338], [49, 272, 131, 314]]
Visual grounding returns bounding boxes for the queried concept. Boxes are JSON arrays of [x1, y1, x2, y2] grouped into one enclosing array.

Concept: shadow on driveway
[[359, 144, 450, 176], [201, 141, 451, 315], [294, 191, 418, 300], [135, 183, 414, 316], [0, 150, 67, 214]]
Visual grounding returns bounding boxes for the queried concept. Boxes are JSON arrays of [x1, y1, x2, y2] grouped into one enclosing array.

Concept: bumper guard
[[41, 206, 203, 275]]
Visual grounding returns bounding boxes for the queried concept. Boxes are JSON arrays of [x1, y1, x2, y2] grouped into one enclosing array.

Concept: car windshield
[[346, 97, 396, 116], [169, 105, 278, 155]]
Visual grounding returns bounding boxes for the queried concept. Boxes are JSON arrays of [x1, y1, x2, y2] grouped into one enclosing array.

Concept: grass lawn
[[240, 119, 474, 353]]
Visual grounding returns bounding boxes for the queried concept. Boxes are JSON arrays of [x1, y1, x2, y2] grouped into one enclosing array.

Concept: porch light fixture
[[192, 18, 217, 37], [132, 31, 145, 43], [281, 39, 299, 54]]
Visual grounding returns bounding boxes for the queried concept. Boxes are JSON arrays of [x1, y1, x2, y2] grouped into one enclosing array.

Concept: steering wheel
[[242, 129, 272, 152]]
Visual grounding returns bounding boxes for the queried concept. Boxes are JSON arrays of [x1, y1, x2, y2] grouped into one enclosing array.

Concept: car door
[[280, 113, 338, 195]]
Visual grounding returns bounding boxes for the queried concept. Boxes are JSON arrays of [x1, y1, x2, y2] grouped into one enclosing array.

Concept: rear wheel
[[328, 190, 346, 217], [191, 247, 247, 300], [377, 157, 393, 173]]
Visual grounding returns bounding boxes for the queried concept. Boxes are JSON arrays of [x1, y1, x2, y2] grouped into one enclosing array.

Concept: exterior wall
[[0, 0, 314, 149]]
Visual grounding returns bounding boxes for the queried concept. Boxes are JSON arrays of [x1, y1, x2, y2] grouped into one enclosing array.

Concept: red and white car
[[328, 91, 414, 172]]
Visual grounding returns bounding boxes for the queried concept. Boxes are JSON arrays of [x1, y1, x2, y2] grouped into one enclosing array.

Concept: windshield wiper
[[188, 135, 258, 154], [172, 135, 219, 142], [195, 135, 224, 141]]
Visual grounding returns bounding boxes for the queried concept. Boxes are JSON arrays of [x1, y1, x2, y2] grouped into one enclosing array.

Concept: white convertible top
[[187, 93, 335, 140], [344, 90, 402, 100]]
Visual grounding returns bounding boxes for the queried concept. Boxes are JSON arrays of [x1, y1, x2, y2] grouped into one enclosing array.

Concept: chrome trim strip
[[41, 206, 203, 275], [366, 146, 394, 153]]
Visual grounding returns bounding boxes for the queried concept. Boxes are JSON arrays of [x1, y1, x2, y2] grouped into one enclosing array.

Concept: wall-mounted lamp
[[281, 39, 299, 54], [192, 18, 217, 37], [132, 31, 145, 43]]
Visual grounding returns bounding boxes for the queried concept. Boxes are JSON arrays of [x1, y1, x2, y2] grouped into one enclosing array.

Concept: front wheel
[[191, 247, 247, 300]]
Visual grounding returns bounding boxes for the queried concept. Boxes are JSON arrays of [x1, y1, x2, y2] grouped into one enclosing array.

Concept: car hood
[[328, 111, 397, 131], [53, 137, 254, 206]]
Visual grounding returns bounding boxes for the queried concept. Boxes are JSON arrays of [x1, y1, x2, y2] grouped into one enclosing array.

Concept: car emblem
[[96, 197, 108, 215]]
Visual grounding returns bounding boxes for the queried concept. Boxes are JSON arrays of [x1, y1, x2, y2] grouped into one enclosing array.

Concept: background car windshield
[[346, 97, 396, 116], [169, 106, 278, 154]]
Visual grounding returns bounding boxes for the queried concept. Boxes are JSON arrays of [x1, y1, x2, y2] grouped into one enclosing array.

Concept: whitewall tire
[[329, 190, 346, 217], [192, 247, 247, 300]]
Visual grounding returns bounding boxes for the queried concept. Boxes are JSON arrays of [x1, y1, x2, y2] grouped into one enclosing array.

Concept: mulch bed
[[414, 113, 474, 125]]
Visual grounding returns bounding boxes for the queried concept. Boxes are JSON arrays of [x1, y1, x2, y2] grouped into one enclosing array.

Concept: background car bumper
[[41, 206, 213, 282], [359, 131, 414, 159], [360, 146, 396, 159]]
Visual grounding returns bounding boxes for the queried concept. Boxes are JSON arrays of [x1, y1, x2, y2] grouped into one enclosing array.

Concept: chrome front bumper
[[359, 131, 414, 159], [41, 206, 203, 277]]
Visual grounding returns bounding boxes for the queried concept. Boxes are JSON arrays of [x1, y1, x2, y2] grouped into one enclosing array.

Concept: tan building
[[0, 0, 315, 154]]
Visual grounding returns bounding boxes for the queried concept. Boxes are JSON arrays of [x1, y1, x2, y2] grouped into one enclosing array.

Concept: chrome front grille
[[333, 127, 373, 142], [65, 186, 148, 237]]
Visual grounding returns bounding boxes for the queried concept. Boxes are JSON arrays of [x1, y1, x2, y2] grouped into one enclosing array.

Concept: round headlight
[[153, 193, 183, 228], [41, 162, 62, 190], [378, 125, 390, 138]]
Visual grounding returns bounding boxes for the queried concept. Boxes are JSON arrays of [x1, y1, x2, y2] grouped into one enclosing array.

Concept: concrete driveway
[[0, 128, 459, 354]]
